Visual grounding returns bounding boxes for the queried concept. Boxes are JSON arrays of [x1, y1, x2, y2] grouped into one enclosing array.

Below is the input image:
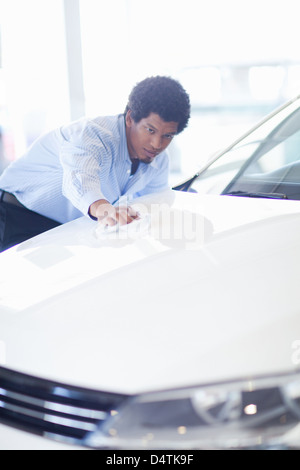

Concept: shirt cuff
[[81, 190, 108, 219]]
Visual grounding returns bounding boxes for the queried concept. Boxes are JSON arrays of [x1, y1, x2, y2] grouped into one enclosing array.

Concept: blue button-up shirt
[[0, 114, 169, 223]]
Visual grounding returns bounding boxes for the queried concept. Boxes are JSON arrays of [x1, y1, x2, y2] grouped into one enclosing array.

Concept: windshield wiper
[[225, 190, 288, 199]]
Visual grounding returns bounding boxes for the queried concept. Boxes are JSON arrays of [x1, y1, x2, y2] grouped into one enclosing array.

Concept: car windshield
[[189, 98, 300, 200]]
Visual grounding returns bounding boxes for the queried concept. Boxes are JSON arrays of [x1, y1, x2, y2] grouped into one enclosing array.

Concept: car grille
[[0, 366, 129, 446]]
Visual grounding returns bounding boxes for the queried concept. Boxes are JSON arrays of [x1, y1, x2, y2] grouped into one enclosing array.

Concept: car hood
[[1, 190, 300, 394]]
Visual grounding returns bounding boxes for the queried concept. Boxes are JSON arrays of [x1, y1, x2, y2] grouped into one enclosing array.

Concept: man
[[0, 76, 190, 251]]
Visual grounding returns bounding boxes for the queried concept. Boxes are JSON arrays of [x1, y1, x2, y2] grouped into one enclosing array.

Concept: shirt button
[[126, 169, 130, 174]]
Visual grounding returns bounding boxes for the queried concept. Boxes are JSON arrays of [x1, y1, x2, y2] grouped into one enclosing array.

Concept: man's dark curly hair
[[124, 76, 190, 134]]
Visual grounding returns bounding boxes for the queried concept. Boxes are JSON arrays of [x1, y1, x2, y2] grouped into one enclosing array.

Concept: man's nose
[[151, 135, 163, 150]]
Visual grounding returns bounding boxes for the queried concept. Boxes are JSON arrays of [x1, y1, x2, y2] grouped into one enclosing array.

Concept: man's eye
[[146, 128, 155, 134], [165, 134, 174, 140]]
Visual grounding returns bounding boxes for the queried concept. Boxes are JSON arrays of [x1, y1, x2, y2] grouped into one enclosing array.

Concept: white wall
[[1, 0, 300, 177], [0, 0, 70, 160]]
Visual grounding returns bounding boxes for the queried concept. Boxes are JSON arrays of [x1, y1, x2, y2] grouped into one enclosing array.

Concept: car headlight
[[85, 372, 300, 450]]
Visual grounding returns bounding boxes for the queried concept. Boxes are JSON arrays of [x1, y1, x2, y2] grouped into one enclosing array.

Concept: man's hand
[[89, 199, 139, 226]]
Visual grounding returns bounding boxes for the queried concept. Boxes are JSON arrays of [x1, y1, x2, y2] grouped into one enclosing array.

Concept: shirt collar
[[149, 158, 159, 169], [118, 114, 132, 165]]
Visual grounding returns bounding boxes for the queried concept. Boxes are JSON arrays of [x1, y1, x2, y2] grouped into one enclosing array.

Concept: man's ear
[[125, 109, 133, 127]]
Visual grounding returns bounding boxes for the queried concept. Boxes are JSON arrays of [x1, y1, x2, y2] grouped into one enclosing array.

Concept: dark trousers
[[0, 196, 61, 252]]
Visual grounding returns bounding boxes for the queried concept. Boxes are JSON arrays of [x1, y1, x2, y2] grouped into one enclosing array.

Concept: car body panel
[[1, 189, 300, 395]]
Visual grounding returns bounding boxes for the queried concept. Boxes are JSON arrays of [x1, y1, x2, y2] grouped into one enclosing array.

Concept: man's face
[[125, 111, 178, 164]]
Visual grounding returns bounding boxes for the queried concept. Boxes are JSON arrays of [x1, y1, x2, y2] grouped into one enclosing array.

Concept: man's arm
[[89, 199, 139, 226], [60, 119, 112, 218]]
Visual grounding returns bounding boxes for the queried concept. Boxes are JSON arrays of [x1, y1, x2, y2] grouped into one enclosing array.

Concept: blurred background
[[0, 0, 300, 183]]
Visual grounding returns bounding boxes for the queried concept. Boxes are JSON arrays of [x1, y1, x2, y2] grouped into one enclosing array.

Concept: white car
[[1, 95, 300, 450]]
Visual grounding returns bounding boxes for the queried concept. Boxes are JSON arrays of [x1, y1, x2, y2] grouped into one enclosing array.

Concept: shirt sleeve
[[59, 119, 110, 216]]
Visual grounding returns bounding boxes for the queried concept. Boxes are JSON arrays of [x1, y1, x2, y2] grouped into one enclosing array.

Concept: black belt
[[0, 190, 25, 208]]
